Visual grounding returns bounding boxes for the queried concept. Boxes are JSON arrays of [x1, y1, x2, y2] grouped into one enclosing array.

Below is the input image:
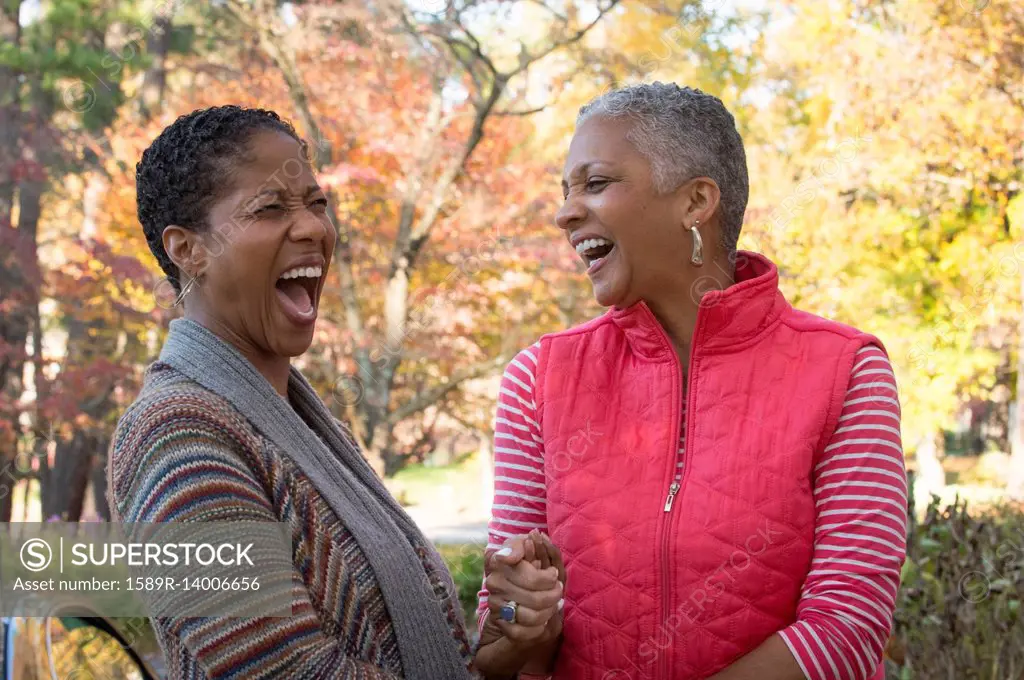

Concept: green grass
[[386, 455, 480, 507]]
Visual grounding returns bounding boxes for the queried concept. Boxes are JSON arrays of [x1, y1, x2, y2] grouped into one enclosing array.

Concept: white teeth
[[574, 237, 613, 256], [280, 265, 323, 280]]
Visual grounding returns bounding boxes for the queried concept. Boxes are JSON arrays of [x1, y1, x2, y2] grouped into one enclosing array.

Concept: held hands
[[484, 529, 567, 648]]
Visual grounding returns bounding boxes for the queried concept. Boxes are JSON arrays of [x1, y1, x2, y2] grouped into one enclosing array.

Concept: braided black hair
[[136, 105, 303, 292]]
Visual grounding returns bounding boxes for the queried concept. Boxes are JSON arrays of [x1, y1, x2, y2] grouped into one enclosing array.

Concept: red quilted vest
[[534, 251, 885, 679]]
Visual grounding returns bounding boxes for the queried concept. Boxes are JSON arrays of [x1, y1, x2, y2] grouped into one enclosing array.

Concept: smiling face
[[557, 114, 700, 308], [164, 130, 336, 359]]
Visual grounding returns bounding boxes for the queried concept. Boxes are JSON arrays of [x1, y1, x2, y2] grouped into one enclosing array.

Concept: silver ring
[[499, 600, 518, 623]]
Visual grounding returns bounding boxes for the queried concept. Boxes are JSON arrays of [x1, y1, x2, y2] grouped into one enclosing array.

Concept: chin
[[589, 259, 635, 308], [591, 283, 631, 309], [275, 327, 316, 358], [588, 268, 630, 307]]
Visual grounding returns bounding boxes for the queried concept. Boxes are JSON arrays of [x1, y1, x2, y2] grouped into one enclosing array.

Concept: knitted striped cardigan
[[107, 323, 477, 679]]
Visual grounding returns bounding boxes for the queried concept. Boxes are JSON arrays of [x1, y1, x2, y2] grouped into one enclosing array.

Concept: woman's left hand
[[528, 531, 566, 641], [485, 535, 562, 646]]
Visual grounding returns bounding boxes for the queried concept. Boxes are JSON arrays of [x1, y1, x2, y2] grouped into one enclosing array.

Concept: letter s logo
[[21, 539, 53, 572]]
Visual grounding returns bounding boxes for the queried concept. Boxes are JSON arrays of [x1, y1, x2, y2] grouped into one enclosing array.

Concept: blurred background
[[1, 0, 1023, 676]]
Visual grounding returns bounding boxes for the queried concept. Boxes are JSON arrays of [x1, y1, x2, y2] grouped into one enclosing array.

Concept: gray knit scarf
[[159, 318, 471, 679]]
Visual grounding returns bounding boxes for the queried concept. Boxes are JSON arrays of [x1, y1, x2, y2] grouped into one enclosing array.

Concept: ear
[[163, 225, 207, 279], [680, 177, 721, 225]]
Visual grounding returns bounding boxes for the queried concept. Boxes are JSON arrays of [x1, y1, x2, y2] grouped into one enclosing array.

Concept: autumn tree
[[0, 0, 201, 521], [0, 0, 137, 521], [749, 0, 1024, 498], [931, 0, 1024, 498], [50, 1, 193, 521], [205, 0, 619, 474]]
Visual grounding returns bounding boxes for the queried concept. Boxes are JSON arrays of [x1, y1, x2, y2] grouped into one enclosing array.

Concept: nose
[[289, 206, 329, 243], [556, 193, 586, 232]]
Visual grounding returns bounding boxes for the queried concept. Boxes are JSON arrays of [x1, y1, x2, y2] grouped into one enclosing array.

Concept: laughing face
[[557, 114, 703, 309], [168, 129, 336, 359]]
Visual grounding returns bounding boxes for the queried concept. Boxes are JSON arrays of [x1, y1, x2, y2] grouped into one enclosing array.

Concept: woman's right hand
[[485, 530, 564, 648]]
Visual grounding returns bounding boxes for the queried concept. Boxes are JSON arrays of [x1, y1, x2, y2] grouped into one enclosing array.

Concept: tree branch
[[440, 398, 496, 438], [407, 73, 506, 246], [495, 103, 548, 116], [438, 34, 489, 99], [327, 0, 617, 438], [387, 352, 511, 426], [523, 0, 569, 23], [511, 0, 622, 77]]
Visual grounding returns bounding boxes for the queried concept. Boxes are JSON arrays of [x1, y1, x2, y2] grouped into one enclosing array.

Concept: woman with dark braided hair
[[108, 105, 480, 679]]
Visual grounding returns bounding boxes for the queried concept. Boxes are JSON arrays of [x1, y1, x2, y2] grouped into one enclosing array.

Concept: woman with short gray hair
[[472, 83, 907, 680]]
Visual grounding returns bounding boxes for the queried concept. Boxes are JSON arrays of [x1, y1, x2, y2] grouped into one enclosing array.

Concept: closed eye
[[255, 203, 285, 215], [562, 178, 609, 200]]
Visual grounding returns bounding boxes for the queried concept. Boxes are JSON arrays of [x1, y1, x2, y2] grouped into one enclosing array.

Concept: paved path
[[422, 520, 489, 545], [404, 506, 489, 544]]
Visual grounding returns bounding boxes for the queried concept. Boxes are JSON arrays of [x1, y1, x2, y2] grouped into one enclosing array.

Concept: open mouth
[[275, 265, 322, 323], [575, 237, 615, 268]]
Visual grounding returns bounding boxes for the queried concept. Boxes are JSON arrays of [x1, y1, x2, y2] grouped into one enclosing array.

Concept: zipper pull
[[663, 482, 681, 512]]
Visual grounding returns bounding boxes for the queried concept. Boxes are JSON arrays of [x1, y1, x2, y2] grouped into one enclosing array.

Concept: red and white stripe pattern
[[778, 345, 907, 679], [478, 344, 906, 679]]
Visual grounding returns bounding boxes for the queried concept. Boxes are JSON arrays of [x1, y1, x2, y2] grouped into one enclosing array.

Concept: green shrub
[[438, 497, 1024, 678], [438, 543, 486, 626], [891, 496, 1024, 679]]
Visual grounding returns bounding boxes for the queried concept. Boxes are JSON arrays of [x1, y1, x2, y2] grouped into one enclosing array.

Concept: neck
[[644, 255, 735, 362], [185, 309, 291, 397]]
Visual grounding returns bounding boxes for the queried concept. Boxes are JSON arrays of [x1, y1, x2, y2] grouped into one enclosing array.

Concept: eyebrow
[[247, 185, 324, 204], [561, 161, 612, 190]]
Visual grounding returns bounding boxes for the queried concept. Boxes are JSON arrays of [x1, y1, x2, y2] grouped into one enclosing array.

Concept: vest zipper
[[651, 302, 704, 680], [663, 427, 685, 511], [663, 481, 681, 511]]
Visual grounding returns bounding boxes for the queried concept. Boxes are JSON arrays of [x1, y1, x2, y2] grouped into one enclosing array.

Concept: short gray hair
[[578, 82, 749, 254]]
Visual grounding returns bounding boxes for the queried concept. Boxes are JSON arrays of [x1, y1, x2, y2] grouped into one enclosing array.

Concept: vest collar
[[608, 250, 787, 359]]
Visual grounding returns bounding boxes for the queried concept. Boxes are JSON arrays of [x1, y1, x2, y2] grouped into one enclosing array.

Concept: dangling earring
[[172, 272, 201, 307], [689, 219, 704, 266]]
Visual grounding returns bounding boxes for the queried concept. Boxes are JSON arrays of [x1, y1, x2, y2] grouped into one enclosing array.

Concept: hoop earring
[[173, 274, 201, 307], [689, 220, 704, 266]]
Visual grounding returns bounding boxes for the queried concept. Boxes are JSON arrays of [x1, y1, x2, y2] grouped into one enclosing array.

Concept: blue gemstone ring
[[499, 600, 519, 623]]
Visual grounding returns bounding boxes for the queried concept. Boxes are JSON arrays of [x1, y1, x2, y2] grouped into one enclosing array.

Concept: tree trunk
[[0, 0, 23, 523], [91, 443, 110, 521], [4, 51, 54, 522], [0, 173, 45, 523], [1009, 263, 1024, 500], [29, 266, 49, 516], [43, 430, 96, 521], [0, 211, 30, 521], [369, 418, 392, 477], [0, 0, 21, 210], [0, 482, 12, 523], [46, 311, 119, 518], [16, 177, 48, 516], [67, 434, 97, 521], [20, 478, 32, 521], [139, 15, 172, 118]]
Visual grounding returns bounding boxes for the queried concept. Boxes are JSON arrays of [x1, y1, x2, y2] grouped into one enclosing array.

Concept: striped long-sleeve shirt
[[478, 343, 907, 680]]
